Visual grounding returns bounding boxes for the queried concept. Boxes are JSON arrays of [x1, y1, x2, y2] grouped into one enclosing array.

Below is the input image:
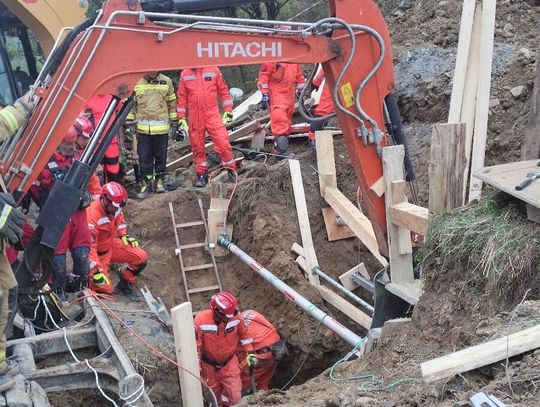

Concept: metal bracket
[[140, 286, 173, 329]]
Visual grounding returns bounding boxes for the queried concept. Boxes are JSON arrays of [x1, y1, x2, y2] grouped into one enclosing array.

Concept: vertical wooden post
[[171, 302, 204, 407], [428, 123, 468, 212], [382, 146, 413, 283], [289, 159, 320, 286], [521, 50, 540, 160], [468, 0, 497, 202], [315, 130, 337, 195], [448, 0, 477, 122]]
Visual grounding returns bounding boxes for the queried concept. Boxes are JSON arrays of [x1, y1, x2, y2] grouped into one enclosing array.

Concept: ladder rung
[[179, 242, 207, 250], [184, 263, 214, 272], [176, 221, 204, 228], [188, 285, 220, 294]]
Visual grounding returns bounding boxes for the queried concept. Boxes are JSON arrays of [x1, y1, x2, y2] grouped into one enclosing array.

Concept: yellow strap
[[166, 94, 177, 102], [0, 110, 19, 133], [134, 84, 169, 92]]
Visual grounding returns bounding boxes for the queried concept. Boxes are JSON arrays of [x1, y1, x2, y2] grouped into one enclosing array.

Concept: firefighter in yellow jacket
[[126, 72, 178, 199], [0, 93, 33, 391]]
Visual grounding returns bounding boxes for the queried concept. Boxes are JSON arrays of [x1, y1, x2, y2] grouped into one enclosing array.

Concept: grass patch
[[418, 193, 540, 297]]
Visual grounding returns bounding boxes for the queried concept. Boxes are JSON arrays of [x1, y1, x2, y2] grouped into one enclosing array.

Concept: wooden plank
[[318, 286, 372, 329], [421, 324, 540, 383], [428, 123, 468, 212], [183, 263, 214, 272], [187, 285, 220, 294], [289, 159, 320, 286], [315, 130, 337, 195], [521, 48, 540, 160], [179, 242, 207, 250], [232, 90, 262, 123], [171, 302, 204, 407], [382, 146, 414, 283], [321, 207, 355, 241], [390, 180, 412, 255], [448, 0, 477, 122], [166, 117, 269, 171], [291, 242, 305, 258], [207, 197, 232, 258], [339, 263, 370, 291], [177, 221, 204, 228], [474, 160, 540, 208], [323, 186, 388, 267], [385, 280, 423, 305], [370, 176, 385, 198], [459, 2, 483, 204], [295, 255, 308, 276], [526, 204, 540, 224], [468, 0, 497, 202], [390, 202, 429, 236]]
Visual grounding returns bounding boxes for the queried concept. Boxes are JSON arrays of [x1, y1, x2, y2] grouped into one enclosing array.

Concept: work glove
[[222, 112, 233, 127], [124, 123, 136, 138], [260, 94, 269, 110], [169, 122, 179, 140], [178, 118, 188, 130], [246, 353, 258, 367], [121, 235, 139, 248], [0, 193, 25, 244]]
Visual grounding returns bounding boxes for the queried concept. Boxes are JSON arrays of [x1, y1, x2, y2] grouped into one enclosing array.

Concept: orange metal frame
[[1, 0, 396, 254]]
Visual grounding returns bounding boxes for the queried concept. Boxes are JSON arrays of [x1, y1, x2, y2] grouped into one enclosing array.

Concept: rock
[[510, 85, 525, 98], [518, 47, 532, 60], [354, 397, 378, 406], [489, 98, 501, 108], [398, 0, 415, 10]]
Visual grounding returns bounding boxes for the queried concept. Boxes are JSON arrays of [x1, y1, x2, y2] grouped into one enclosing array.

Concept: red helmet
[[74, 115, 94, 138], [210, 292, 238, 318], [63, 126, 78, 143], [101, 182, 128, 208]]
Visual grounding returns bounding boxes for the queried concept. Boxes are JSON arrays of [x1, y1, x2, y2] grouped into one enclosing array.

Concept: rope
[[329, 339, 423, 392]]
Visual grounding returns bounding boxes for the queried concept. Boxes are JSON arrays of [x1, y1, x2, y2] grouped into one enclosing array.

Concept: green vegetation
[[418, 193, 540, 297]]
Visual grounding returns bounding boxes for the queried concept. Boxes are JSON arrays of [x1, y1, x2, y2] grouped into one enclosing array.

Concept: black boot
[[193, 173, 208, 188], [114, 279, 141, 302], [274, 135, 294, 160]]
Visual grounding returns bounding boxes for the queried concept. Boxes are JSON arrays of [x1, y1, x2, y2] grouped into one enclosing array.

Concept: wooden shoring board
[[428, 123, 468, 212], [474, 160, 540, 209], [318, 286, 372, 329], [421, 324, 540, 383], [459, 2, 483, 204], [289, 159, 320, 286], [448, 0, 477, 122], [323, 187, 388, 267], [321, 207, 355, 241], [386, 280, 423, 306], [339, 263, 370, 291], [521, 48, 540, 160], [207, 198, 233, 257], [171, 302, 204, 407], [166, 116, 269, 171], [382, 146, 414, 283], [468, 0, 497, 202], [232, 90, 262, 123], [390, 202, 429, 236], [315, 130, 338, 194]]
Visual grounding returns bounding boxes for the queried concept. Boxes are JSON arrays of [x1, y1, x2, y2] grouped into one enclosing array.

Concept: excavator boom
[[0, 0, 397, 254]]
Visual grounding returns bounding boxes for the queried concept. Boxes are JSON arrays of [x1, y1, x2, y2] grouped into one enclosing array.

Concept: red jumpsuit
[[85, 94, 121, 182], [257, 63, 305, 138], [195, 309, 254, 406], [177, 67, 236, 175], [308, 69, 334, 142], [237, 310, 280, 392], [86, 199, 147, 294]]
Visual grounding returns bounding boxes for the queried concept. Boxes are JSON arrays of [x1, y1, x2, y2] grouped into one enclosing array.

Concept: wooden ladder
[[169, 198, 222, 309]]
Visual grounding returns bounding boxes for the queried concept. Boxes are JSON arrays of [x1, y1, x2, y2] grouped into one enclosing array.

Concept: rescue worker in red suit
[[194, 292, 255, 406], [237, 310, 281, 392], [257, 62, 305, 157], [308, 66, 335, 149], [177, 66, 237, 188], [27, 116, 100, 300], [85, 94, 122, 183], [87, 182, 147, 301]]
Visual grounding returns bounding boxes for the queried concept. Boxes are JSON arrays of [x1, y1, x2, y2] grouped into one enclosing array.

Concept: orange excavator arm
[[0, 0, 399, 255]]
